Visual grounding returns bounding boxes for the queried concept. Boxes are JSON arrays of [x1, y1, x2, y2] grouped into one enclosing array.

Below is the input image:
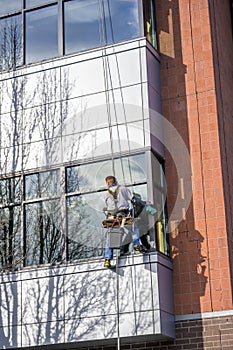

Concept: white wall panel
[[22, 138, 62, 170], [62, 127, 111, 163], [105, 49, 142, 89], [22, 68, 61, 109], [61, 58, 105, 99], [21, 275, 64, 324], [0, 280, 21, 327], [0, 76, 24, 115], [63, 97, 109, 135], [119, 262, 153, 313], [22, 320, 65, 347], [0, 325, 21, 348], [119, 310, 154, 337], [0, 252, 173, 348], [1, 111, 23, 148], [65, 314, 117, 343], [0, 146, 22, 175], [22, 103, 61, 144]]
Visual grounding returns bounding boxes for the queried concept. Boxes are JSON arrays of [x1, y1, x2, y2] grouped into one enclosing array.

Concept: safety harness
[[108, 185, 120, 200], [107, 185, 130, 217]]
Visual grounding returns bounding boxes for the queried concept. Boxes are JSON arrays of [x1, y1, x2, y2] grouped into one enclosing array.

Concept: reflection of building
[[0, 1, 233, 349]]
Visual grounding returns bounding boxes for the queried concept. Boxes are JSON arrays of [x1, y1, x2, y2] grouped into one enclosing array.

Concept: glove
[[146, 205, 157, 215]]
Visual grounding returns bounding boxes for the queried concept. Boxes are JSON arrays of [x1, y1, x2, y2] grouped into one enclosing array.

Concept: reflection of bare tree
[[0, 178, 22, 271], [35, 69, 70, 166], [0, 18, 22, 71], [20, 265, 120, 346], [25, 200, 63, 266], [67, 195, 104, 261], [0, 16, 120, 349]]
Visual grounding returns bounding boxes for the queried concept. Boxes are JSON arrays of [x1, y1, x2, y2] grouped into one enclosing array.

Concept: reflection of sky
[[0, 15, 22, 51], [0, 1, 22, 16], [26, 0, 55, 9], [66, 154, 146, 194], [65, 0, 100, 23], [65, 0, 139, 54], [114, 154, 146, 184], [107, 0, 139, 42], [26, 6, 58, 63], [64, 0, 100, 53]]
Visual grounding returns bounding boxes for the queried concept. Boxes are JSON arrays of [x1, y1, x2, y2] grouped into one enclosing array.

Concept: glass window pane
[[25, 5, 58, 64], [115, 154, 146, 184], [143, 0, 157, 48], [66, 155, 146, 194], [0, 1, 22, 16], [151, 153, 169, 255], [25, 200, 62, 266], [25, 170, 60, 200], [64, 0, 101, 54], [0, 15, 22, 70], [105, 0, 139, 44], [26, 0, 56, 8], [0, 177, 21, 204], [67, 193, 105, 261], [0, 207, 21, 271], [66, 160, 113, 193]]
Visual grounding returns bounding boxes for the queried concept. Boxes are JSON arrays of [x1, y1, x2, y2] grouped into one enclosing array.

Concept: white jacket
[[105, 185, 133, 211]]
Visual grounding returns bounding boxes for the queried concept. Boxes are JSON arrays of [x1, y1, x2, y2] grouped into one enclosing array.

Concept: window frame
[[0, 151, 169, 270], [0, 0, 158, 69]]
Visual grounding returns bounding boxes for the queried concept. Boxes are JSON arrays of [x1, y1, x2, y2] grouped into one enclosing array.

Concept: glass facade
[[0, 14, 22, 70], [0, 0, 157, 69], [26, 0, 55, 8], [64, 0, 101, 54], [0, 153, 168, 270], [0, 0, 166, 271], [25, 5, 58, 63], [0, 177, 21, 271], [25, 199, 62, 266], [0, 1, 22, 16]]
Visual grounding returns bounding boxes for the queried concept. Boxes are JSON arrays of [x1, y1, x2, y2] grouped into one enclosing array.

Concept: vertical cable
[[99, 0, 115, 175], [105, 0, 133, 185]]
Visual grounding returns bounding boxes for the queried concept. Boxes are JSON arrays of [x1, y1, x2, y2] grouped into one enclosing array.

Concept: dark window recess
[[230, 0, 233, 36]]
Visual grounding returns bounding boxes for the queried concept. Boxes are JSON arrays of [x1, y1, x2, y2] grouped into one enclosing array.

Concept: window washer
[[103, 175, 144, 268]]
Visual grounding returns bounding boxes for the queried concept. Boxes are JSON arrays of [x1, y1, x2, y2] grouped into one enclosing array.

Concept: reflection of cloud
[[0, 4, 21, 15], [65, 0, 139, 27], [27, 6, 56, 23], [65, 1, 100, 24]]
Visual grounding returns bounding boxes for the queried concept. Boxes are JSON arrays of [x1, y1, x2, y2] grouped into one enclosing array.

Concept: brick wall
[[73, 315, 233, 350], [208, 0, 233, 291], [155, 0, 233, 315]]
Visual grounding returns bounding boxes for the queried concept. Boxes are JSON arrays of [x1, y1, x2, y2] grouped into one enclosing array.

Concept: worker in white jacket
[[104, 175, 144, 268]]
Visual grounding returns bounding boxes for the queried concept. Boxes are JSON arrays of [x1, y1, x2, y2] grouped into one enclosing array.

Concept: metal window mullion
[[138, 0, 144, 37], [58, 0, 63, 56], [23, 194, 61, 205], [60, 166, 67, 262], [146, 150, 157, 249], [22, 1, 25, 65], [21, 173, 25, 267]]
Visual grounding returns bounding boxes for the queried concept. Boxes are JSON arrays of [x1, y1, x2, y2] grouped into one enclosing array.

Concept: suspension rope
[[105, 0, 134, 186], [98, 0, 115, 175]]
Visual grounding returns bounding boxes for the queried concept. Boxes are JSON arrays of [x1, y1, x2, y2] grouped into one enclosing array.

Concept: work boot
[[104, 259, 111, 268], [133, 245, 145, 253]]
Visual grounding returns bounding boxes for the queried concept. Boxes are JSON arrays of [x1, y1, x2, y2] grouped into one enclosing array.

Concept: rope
[[105, 0, 133, 185]]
